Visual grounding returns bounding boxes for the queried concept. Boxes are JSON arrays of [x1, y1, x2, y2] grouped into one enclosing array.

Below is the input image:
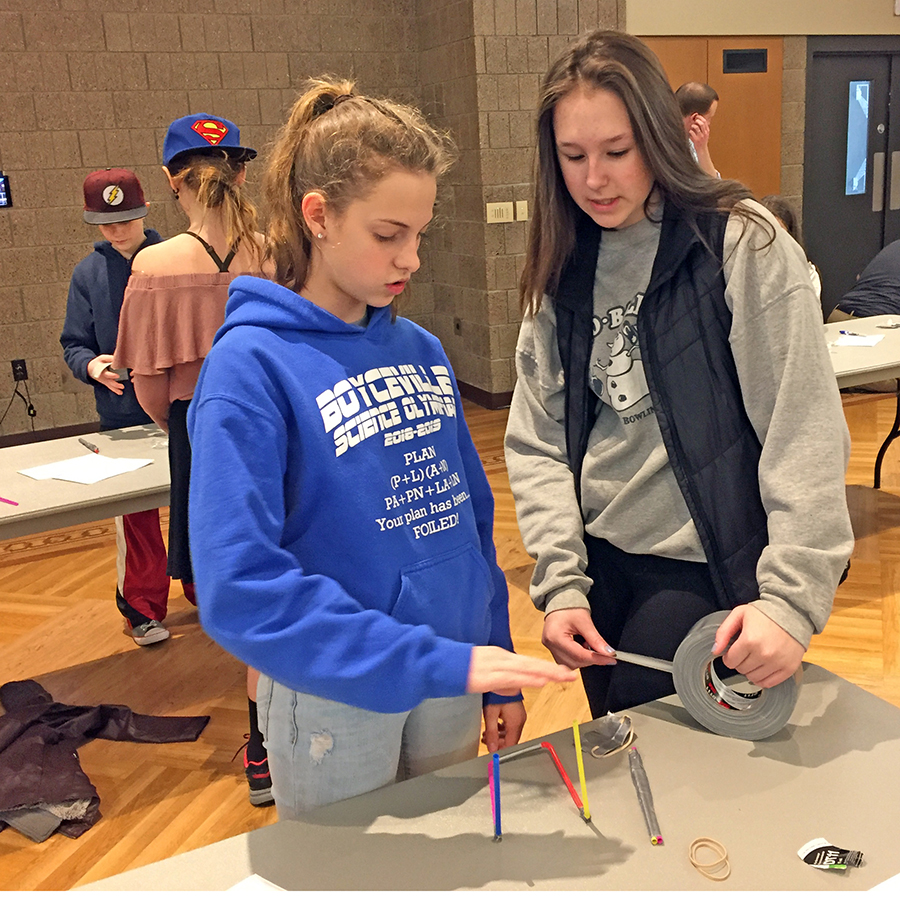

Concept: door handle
[[873, 152, 885, 212], [892, 151, 900, 210]]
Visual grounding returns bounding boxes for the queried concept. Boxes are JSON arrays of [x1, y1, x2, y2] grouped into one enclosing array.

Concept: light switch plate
[[486, 201, 514, 223]]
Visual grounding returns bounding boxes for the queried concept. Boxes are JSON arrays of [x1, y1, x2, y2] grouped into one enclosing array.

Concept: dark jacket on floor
[[0, 679, 208, 841]]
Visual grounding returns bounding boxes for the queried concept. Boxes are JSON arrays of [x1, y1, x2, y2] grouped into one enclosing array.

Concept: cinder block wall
[[420, 0, 621, 406], [0, 0, 629, 437], [0, 0, 420, 437], [780, 35, 807, 232]]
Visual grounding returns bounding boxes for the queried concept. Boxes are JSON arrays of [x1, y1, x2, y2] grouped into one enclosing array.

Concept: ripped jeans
[[256, 674, 482, 817]]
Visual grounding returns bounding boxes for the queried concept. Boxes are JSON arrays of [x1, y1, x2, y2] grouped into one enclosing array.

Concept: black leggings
[[166, 398, 194, 583], [581, 536, 722, 718]]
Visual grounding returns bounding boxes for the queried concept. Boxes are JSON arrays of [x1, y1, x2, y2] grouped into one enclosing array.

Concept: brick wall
[[423, 0, 621, 405], [0, 0, 419, 436], [0, 0, 627, 437]]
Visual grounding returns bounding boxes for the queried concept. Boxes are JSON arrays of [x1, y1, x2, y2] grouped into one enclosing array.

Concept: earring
[[317, 233, 324, 239], [173, 189, 179, 199]]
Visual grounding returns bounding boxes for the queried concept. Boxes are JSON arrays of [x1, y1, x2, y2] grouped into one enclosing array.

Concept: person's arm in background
[[130, 372, 170, 432], [688, 114, 719, 178], [60, 268, 125, 396]]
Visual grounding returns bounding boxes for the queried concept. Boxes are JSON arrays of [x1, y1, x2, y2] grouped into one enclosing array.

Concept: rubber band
[[589, 714, 635, 758], [689, 837, 731, 881]]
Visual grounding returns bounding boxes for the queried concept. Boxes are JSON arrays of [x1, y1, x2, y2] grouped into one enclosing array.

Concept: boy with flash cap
[[61, 168, 193, 645]]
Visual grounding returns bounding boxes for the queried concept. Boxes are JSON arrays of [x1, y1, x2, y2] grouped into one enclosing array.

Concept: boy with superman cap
[[61, 167, 194, 646]]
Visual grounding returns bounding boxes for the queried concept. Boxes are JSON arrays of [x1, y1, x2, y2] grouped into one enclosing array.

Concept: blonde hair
[[167, 152, 264, 266], [263, 76, 457, 292]]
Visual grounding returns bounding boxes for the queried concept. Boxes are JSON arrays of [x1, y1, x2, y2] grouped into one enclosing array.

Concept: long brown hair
[[263, 76, 457, 294], [167, 151, 264, 266], [520, 30, 762, 313]]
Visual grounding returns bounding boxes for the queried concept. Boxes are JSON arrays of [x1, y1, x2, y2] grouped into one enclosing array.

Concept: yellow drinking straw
[[573, 719, 591, 821]]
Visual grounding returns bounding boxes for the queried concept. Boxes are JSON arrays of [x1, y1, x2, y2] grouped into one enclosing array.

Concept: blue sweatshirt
[[60, 230, 163, 429], [187, 277, 517, 713]]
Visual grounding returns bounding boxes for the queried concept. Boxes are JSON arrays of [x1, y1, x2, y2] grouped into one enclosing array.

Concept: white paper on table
[[834, 334, 884, 346], [18, 454, 152, 484]]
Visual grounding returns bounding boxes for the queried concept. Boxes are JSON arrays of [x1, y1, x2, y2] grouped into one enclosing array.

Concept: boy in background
[[61, 168, 190, 645], [675, 81, 720, 178]]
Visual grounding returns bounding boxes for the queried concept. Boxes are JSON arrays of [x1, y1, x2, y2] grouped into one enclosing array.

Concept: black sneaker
[[235, 739, 274, 807]]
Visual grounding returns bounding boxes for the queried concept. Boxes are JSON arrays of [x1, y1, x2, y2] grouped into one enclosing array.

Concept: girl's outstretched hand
[[713, 604, 805, 688], [466, 646, 577, 696]]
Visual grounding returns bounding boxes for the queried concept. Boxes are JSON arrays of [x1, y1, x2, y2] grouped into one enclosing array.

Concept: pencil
[[491, 752, 501, 840]]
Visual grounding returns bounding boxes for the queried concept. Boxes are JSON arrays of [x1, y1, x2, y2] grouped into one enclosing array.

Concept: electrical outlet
[[11, 359, 27, 382]]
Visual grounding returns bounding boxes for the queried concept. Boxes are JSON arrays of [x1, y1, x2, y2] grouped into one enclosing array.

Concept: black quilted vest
[[554, 203, 766, 610]]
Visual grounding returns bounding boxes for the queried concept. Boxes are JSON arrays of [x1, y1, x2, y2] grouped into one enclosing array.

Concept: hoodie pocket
[[390, 543, 494, 644]]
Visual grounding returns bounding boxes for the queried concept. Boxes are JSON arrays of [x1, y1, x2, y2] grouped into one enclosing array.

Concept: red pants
[[114, 509, 195, 623]]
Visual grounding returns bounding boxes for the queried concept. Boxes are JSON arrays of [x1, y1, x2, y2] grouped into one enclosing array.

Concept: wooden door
[[641, 35, 784, 198]]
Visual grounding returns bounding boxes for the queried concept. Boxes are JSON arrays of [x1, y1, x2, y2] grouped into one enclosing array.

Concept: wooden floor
[[2, 392, 899, 889]]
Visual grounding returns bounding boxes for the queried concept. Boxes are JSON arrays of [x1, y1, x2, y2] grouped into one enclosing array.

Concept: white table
[[0, 425, 170, 540], [80, 665, 899, 892], [825, 314, 900, 488]]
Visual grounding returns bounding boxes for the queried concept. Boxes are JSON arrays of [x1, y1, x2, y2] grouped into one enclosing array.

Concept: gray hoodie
[[504, 201, 853, 648]]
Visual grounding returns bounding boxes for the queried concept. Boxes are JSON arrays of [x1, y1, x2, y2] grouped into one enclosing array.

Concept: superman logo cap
[[162, 113, 257, 168]]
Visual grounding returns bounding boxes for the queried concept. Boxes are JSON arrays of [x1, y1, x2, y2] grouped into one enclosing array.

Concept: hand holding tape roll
[[613, 611, 799, 740]]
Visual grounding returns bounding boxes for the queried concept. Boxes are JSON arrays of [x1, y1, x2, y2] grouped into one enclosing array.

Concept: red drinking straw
[[541, 741, 583, 813]]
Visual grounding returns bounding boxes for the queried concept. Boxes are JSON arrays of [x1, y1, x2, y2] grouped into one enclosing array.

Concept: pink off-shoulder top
[[113, 272, 266, 430]]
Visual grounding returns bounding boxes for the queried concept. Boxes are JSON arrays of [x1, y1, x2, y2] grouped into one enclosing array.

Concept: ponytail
[[263, 76, 456, 292], [168, 153, 264, 267]]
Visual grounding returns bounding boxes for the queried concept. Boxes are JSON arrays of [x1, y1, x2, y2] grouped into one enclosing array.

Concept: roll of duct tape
[[670, 611, 799, 740]]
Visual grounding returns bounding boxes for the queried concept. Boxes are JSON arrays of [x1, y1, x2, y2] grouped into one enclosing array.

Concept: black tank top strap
[[182, 231, 240, 273]]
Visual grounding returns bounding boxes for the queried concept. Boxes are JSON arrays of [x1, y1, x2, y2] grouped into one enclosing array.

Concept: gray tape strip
[[612, 650, 675, 675]]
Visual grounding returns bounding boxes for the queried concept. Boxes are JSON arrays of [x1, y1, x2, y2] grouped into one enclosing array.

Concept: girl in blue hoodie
[[187, 78, 574, 816]]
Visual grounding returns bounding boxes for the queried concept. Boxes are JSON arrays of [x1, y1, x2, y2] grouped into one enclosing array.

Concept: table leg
[[873, 379, 900, 489]]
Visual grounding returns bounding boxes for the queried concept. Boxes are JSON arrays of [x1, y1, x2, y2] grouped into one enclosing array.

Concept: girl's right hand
[[466, 646, 577, 696], [541, 607, 618, 669]]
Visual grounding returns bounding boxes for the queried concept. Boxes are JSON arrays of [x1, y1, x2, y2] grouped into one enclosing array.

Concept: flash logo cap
[[82, 168, 148, 224]]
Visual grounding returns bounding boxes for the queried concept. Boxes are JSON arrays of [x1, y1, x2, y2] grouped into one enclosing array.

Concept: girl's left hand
[[482, 701, 526, 753], [712, 604, 805, 688]]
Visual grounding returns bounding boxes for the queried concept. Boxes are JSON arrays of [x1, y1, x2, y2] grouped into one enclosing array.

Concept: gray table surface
[[82, 664, 900, 891], [0, 424, 169, 540], [825, 314, 900, 387]]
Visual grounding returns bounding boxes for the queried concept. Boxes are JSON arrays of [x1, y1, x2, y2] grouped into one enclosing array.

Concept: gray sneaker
[[126, 619, 170, 646]]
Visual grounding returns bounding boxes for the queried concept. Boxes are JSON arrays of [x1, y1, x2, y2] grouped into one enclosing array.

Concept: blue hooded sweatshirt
[[60, 230, 163, 429], [187, 276, 517, 714]]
